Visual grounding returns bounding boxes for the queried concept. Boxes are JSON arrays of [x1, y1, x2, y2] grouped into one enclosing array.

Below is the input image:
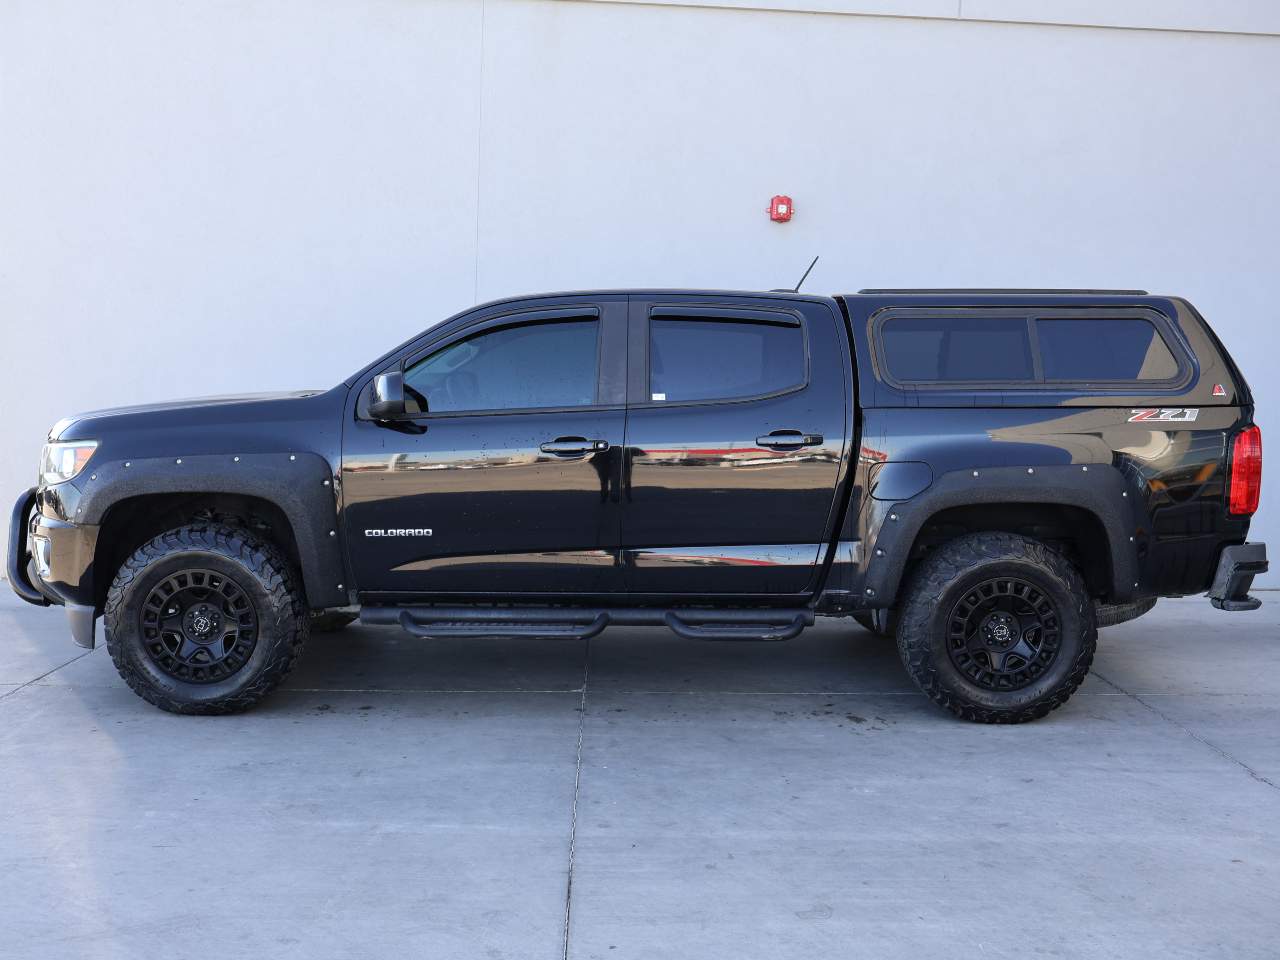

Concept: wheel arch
[[861, 465, 1139, 608], [80, 453, 348, 611], [902, 502, 1114, 596]]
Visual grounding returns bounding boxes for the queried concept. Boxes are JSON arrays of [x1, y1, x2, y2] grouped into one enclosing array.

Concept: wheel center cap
[[184, 605, 222, 641], [981, 612, 1020, 648]]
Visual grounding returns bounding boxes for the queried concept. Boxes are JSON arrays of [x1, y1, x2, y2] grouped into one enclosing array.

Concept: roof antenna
[[793, 255, 819, 293]]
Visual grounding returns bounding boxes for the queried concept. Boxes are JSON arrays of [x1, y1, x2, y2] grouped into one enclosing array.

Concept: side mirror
[[369, 371, 406, 420]]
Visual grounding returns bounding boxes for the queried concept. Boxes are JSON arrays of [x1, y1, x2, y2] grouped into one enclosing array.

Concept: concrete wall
[[3, 0, 1278, 582]]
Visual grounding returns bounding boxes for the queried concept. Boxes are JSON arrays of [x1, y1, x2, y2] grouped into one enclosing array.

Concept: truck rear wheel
[[896, 532, 1096, 723], [103, 523, 309, 714]]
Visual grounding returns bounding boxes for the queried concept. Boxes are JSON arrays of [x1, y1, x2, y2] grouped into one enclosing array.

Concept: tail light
[[1228, 425, 1262, 516]]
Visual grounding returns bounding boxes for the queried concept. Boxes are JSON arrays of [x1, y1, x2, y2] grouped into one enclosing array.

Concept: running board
[[360, 606, 814, 642]]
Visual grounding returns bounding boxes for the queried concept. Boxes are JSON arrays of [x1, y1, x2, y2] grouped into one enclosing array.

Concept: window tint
[[1037, 318, 1179, 381], [649, 318, 804, 402], [881, 316, 1033, 382], [404, 319, 598, 412]]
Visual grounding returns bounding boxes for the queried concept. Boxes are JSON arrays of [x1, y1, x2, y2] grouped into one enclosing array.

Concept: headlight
[[39, 441, 98, 485]]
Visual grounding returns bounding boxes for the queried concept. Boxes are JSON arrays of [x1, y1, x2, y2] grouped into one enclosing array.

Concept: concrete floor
[[1, 592, 1277, 960]]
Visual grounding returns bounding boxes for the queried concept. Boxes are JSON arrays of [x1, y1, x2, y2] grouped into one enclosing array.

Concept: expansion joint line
[[1093, 670, 1278, 792], [562, 637, 591, 960]]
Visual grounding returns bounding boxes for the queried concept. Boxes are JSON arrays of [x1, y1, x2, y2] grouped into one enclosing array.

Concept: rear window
[[1037, 318, 1178, 381], [876, 309, 1185, 386], [881, 316, 1033, 382]]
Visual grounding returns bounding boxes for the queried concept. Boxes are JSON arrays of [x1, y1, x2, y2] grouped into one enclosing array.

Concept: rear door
[[621, 295, 850, 596]]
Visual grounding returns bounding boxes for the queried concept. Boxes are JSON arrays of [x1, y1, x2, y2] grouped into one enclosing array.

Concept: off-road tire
[[896, 532, 1096, 724], [310, 610, 358, 633], [104, 523, 308, 715]]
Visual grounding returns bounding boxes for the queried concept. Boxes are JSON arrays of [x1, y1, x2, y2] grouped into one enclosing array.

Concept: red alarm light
[[768, 195, 793, 222]]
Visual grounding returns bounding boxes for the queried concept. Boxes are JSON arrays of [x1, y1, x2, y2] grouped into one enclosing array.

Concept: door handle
[[755, 430, 823, 450], [540, 437, 610, 456]]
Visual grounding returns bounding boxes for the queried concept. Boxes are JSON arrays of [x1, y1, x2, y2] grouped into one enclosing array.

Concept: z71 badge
[[1128, 408, 1199, 423]]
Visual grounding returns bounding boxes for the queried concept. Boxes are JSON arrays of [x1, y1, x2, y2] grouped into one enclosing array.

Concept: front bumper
[[8, 487, 99, 648], [1207, 542, 1268, 611], [7, 488, 48, 606]]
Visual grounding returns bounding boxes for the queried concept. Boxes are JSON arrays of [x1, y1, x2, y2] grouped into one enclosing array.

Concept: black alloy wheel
[[140, 568, 259, 684], [945, 576, 1061, 691], [895, 532, 1096, 723]]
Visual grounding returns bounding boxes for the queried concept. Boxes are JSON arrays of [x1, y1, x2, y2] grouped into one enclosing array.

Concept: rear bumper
[[8, 487, 99, 648], [1207, 542, 1268, 611]]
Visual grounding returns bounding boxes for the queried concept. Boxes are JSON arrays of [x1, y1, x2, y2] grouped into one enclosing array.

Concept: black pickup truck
[[8, 288, 1267, 721]]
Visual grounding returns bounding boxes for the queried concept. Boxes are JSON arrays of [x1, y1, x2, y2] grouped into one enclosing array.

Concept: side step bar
[[360, 606, 815, 642]]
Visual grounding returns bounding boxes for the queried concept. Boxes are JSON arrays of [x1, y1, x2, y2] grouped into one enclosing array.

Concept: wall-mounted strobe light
[[768, 195, 793, 222]]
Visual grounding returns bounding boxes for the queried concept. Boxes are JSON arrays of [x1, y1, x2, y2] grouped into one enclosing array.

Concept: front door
[[343, 298, 627, 598], [621, 296, 850, 596]]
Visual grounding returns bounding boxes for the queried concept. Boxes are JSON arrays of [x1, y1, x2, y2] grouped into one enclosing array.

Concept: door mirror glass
[[369, 371, 406, 419]]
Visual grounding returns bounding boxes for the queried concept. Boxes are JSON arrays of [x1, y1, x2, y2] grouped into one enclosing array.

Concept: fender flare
[[75, 452, 348, 609], [859, 465, 1141, 607]]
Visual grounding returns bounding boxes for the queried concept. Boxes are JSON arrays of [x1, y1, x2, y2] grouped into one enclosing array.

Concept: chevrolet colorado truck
[[7, 289, 1267, 721]]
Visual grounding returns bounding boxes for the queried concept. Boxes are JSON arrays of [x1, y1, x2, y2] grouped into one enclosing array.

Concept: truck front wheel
[[896, 533, 1096, 723], [103, 523, 309, 714]]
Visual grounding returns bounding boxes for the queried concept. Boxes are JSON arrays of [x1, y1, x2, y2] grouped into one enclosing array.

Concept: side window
[[404, 319, 599, 413], [649, 318, 804, 403], [1037, 318, 1179, 381], [881, 316, 1034, 382]]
